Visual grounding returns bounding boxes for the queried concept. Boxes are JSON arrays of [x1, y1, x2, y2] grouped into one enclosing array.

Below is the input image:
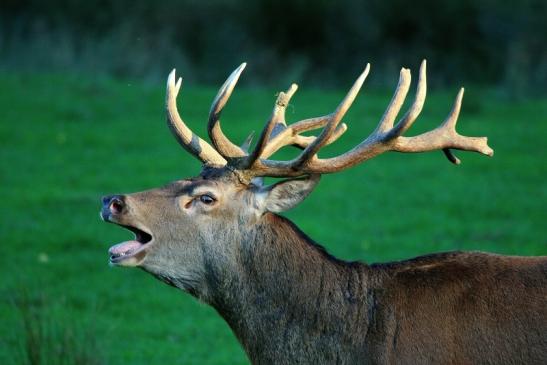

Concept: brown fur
[[212, 214, 547, 364]]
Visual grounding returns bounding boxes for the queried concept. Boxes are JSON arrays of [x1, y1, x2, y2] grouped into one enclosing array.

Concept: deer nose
[[102, 195, 126, 216]]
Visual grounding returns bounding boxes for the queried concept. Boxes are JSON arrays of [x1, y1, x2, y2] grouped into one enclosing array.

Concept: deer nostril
[[102, 195, 113, 205], [108, 197, 125, 215]]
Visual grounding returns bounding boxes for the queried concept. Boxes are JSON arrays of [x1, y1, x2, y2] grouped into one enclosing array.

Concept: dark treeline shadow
[[1, 0, 545, 95]]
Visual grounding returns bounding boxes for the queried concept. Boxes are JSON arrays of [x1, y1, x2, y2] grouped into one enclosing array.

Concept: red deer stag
[[101, 61, 546, 364]]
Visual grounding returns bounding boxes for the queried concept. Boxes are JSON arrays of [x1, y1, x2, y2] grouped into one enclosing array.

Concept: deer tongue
[[109, 240, 142, 256]]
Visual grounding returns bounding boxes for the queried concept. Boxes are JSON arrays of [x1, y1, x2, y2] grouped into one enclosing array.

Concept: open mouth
[[109, 224, 153, 265]]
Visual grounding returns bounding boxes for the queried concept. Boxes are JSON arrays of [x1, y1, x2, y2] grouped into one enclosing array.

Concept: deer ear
[[258, 174, 320, 213]]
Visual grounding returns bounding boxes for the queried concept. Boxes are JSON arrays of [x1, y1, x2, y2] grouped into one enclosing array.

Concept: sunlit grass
[[1, 72, 545, 364]]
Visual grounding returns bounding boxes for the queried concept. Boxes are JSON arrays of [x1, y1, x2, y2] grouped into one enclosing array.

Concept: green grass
[[1, 72, 545, 364]]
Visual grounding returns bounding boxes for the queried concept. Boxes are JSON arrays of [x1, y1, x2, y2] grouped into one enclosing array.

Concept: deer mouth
[[108, 224, 153, 266]]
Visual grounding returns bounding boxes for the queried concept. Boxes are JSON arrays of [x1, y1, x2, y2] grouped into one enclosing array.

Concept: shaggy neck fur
[[206, 213, 376, 364]]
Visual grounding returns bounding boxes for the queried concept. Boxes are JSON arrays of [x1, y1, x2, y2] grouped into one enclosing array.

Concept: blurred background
[[1, 1, 545, 364], [2, 0, 546, 95]]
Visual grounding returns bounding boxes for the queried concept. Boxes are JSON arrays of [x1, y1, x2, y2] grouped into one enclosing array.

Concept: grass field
[[1, 71, 545, 364]]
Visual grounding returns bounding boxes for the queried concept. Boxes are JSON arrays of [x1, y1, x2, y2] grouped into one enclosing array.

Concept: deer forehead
[[159, 175, 254, 206]]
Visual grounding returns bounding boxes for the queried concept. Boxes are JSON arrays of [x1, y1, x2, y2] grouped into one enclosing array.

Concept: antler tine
[[245, 84, 299, 166], [377, 67, 412, 133], [389, 59, 427, 138], [441, 88, 464, 165], [255, 98, 350, 160], [208, 63, 248, 158], [166, 69, 227, 166], [259, 122, 347, 160], [291, 124, 348, 149], [394, 87, 494, 158], [290, 63, 370, 167], [275, 83, 299, 125]]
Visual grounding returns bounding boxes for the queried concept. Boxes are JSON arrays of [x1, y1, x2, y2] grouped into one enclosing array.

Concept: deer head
[[101, 60, 493, 299]]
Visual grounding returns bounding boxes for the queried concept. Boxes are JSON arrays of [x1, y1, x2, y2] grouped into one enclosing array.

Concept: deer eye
[[199, 194, 216, 205]]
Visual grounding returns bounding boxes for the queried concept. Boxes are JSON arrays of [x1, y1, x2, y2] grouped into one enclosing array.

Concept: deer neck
[[207, 213, 373, 362]]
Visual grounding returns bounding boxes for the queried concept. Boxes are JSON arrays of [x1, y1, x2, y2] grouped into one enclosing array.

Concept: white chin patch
[[109, 255, 141, 267]]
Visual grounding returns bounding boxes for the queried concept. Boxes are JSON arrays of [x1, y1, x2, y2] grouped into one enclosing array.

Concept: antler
[[245, 60, 493, 177], [165, 61, 493, 179], [166, 69, 227, 166], [208, 63, 248, 159], [244, 83, 350, 164], [207, 63, 350, 164]]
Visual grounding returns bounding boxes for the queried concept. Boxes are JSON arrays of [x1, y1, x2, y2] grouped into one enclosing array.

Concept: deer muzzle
[[101, 194, 153, 267]]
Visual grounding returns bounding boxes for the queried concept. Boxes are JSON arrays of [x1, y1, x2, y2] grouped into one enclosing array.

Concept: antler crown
[[166, 60, 493, 182]]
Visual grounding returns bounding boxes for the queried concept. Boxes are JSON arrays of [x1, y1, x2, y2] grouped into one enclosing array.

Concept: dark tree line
[[1, 0, 545, 94]]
